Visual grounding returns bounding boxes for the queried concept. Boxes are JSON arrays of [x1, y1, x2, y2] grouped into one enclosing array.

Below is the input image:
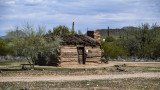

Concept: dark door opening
[[77, 47, 85, 64]]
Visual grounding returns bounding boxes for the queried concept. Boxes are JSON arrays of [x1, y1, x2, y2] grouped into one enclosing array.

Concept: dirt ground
[[51, 61, 160, 68], [0, 72, 160, 82], [0, 61, 159, 68], [0, 61, 160, 82]]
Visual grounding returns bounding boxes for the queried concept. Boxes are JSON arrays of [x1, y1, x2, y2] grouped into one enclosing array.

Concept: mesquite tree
[[8, 23, 62, 69], [53, 25, 70, 36]]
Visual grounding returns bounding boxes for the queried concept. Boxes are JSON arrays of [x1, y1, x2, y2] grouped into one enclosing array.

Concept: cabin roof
[[61, 35, 100, 46]]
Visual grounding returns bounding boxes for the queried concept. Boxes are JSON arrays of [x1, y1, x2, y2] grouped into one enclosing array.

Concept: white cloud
[[24, 0, 43, 4], [6, 1, 16, 4], [0, 0, 160, 36]]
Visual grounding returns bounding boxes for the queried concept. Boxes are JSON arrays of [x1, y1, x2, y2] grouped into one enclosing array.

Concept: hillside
[[96, 29, 125, 39], [96, 26, 138, 39], [0, 30, 25, 39]]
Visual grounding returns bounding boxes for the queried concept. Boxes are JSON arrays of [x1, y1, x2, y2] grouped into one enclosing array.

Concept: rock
[[114, 65, 119, 67]]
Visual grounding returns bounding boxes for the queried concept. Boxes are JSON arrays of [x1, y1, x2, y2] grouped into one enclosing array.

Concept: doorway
[[77, 47, 85, 64]]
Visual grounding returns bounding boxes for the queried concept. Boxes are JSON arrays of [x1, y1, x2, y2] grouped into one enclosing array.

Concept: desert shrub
[[105, 36, 115, 42], [117, 23, 160, 59], [116, 38, 139, 56], [101, 41, 128, 59], [136, 40, 160, 59], [8, 24, 62, 69], [151, 40, 160, 59], [0, 39, 13, 56], [53, 25, 79, 36]]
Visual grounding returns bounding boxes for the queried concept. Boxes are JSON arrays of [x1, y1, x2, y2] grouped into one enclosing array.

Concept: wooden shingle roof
[[61, 35, 100, 46]]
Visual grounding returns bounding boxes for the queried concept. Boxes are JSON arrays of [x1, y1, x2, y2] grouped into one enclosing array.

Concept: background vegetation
[[0, 23, 84, 68], [0, 23, 160, 62], [101, 23, 160, 60]]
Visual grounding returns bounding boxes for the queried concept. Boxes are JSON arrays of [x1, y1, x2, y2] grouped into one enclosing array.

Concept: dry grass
[[0, 60, 160, 89], [0, 78, 159, 90], [0, 61, 160, 77]]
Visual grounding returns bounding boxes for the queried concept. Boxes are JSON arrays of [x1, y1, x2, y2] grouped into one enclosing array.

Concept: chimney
[[87, 30, 100, 43]]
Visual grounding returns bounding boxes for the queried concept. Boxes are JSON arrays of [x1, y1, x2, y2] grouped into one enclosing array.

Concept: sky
[[0, 0, 160, 36]]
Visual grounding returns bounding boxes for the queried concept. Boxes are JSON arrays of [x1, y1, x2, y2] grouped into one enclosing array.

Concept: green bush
[[53, 25, 70, 36], [105, 36, 115, 42], [101, 41, 128, 59], [117, 23, 160, 59], [153, 40, 160, 59], [116, 38, 138, 56], [0, 39, 12, 56]]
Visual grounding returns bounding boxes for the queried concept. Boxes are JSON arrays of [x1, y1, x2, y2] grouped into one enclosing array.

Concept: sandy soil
[[0, 72, 160, 82], [32, 61, 160, 68], [0, 61, 160, 82], [0, 61, 159, 69]]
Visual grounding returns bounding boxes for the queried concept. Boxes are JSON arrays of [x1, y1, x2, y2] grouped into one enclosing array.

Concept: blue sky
[[0, 0, 160, 36]]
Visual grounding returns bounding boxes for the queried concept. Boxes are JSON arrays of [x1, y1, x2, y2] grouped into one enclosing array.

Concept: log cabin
[[38, 31, 105, 66]]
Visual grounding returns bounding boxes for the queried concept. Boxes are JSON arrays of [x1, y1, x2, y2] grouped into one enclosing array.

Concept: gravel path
[[0, 72, 160, 82]]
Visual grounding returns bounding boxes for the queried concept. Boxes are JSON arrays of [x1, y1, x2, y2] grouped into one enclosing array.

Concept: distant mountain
[[1, 30, 25, 39], [96, 29, 125, 39], [0, 36, 7, 39], [122, 26, 138, 30], [96, 26, 138, 39]]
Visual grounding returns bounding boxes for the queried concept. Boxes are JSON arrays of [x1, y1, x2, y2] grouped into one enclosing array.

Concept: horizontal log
[[85, 46, 101, 49], [86, 61, 101, 63], [86, 57, 101, 61], [61, 58, 78, 62], [61, 49, 78, 52], [88, 50, 101, 53], [87, 54, 101, 57], [61, 52, 78, 58], [61, 46, 77, 49], [86, 52, 102, 54]]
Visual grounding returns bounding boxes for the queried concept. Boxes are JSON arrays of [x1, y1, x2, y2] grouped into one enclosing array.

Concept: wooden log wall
[[60, 46, 78, 63], [60, 45, 102, 64], [85, 46, 102, 62]]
